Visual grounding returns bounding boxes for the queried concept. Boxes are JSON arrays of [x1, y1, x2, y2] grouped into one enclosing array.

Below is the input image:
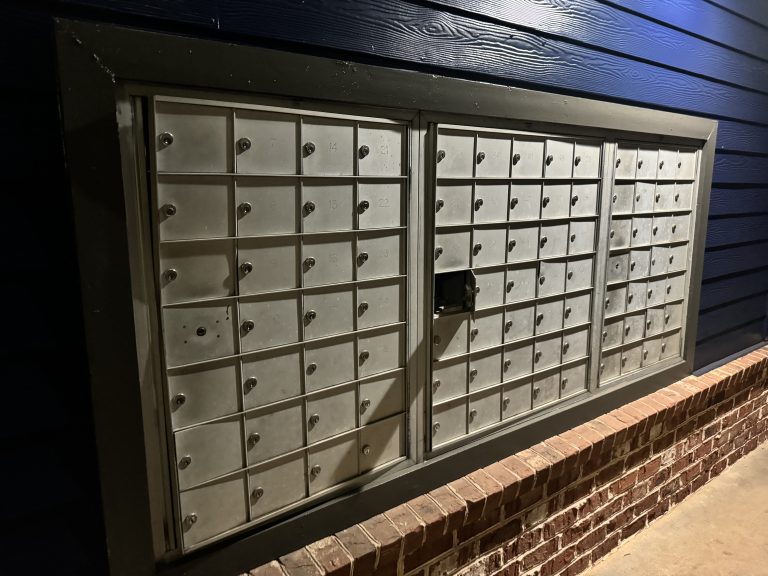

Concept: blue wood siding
[[2, 0, 767, 573]]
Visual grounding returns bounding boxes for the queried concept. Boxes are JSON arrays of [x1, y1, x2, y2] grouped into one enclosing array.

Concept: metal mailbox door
[[634, 182, 655, 213], [609, 218, 631, 250], [470, 309, 504, 351], [238, 236, 300, 294], [357, 230, 403, 280], [179, 475, 248, 548], [629, 248, 651, 279], [474, 269, 505, 309], [612, 183, 634, 215], [248, 453, 306, 519], [541, 183, 571, 219], [655, 183, 676, 212], [539, 222, 569, 258], [474, 184, 510, 223], [636, 147, 658, 179], [544, 139, 574, 179], [652, 215, 671, 244], [239, 294, 300, 352], [434, 229, 471, 272], [507, 224, 540, 263], [431, 398, 466, 446], [242, 347, 303, 409], [435, 183, 473, 226], [506, 263, 538, 303], [512, 137, 545, 178], [236, 178, 298, 236], [509, 183, 542, 220], [307, 433, 359, 495], [358, 181, 404, 229], [476, 134, 512, 178], [535, 298, 564, 334], [358, 326, 404, 378], [433, 313, 469, 359], [302, 234, 355, 287], [647, 278, 667, 308], [358, 123, 404, 176], [302, 180, 355, 233], [670, 214, 690, 242], [645, 306, 665, 336], [359, 415, 405, 472], [606, 253, 629, 283], [657, 148, 677, 179], [568, 219, 596, 255], [666, 273, 686, 302], [533, 333, 562, 371], [436, 130, 475, 178], [158, 176, 234, 241], [623, 311, 645, 343], [468, 388, 501, 432], [304, 336, 356, 392], [600, 348, 621, 382], [562, 326, 589, 361], [621, 342, 643, 374], [538, 260, 566, 297], [472, 227, 508, 267], [504, 303, 535, 342], [168, 361, 240, 429], [469, 349, 503, 391], [502, 377, 532, 419], [665, 302, 684, 329], [432, 357, 468, 402], [234, 110, 298, 175], [566, 256, 594, 292], [573, 141, 601, 179], [160, 241, 235, 304], [532, 369, 560, 407], [560, 361, 587, 398], [564, 293, 591, 327], [643, 336, 662, 366], [605, 284, 627, 318], [175, 417, 244, 490], [603, 316, 623, 348], [359, 372, 405, 425], [571, 183, 599, 217], [677, 149, 697, 180], [668, 244, 688, 272], [675, 182, 693, 210], [626, 281, 648, 313], [631, 216, 653, 247], [614, 146, 638, 179], [245, 400, 304, 464], [162, 303, 236, 367], [306, 384, 357, 443], [661, 330, 682, 359], [503, 340, 534, 380], [650, 246, 669, 276], [357, 278, 404, 330], [303, 286, 355, 340], [302, 118, 355, 176]]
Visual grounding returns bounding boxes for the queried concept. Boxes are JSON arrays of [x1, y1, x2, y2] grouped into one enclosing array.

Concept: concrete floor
[[584, 442, 768, 576]]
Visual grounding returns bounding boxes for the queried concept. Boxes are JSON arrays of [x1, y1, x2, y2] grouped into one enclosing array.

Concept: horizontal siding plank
[[702, 241, 768, 280], [700, 269, 768, 310], [605, 0, 768, 61], [58, 0, 219, 27], [705, 215, 768, 248], [697, 293, 766, 340], [716, 121, 768, 155], [709, 187, 768, 216], [423, 0, 768, 93], [713, 153, 768, 184], [210, 0, 768, 123], [706, 0, 768, 29], [694, 320, 764, 369]]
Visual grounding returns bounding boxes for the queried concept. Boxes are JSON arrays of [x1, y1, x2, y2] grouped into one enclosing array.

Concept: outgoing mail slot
[[605, 284, 627, 318], [433, 313, 469, 359], [645, 306, 665, 336], [359, 372, 405, 425], [538, 260, 566, 297], [236, 177, 297, 236], [560, 361, 587, 398], [677, 149, 697, 180], [358, 123, 404, 176], [651, 215, 671, 244], [571, 183, 598, 217], [157, 176, 234, 241], [175, 417, 244, 490], [621, 342, 643, 374], [160, 240, 235, 305], [541, 183, 571, 219], [474, 184, 510, 224], [544, 138, 574, 178], [602, 316, 623, 348], [358, 181, 404, 229], [304, 335, 356, 392], [634, 182, 655, 213], [472, 227, 508, 268], [302, 118, 355, 176], [506, 263, 538, 303], [666, 273, 686, 302], [242, 346, 303, 409], [168, 360, 239, 430], [623, 311, 645, 343], [432, 397, 467, 446], [599, 348, 621, 382], [436, 129, 475, 178], [163, 303, 236, 367], [670, 214, 690, 242], [609, 218, 631, 249], [307, 432, 359, 495], [650, 246, 669, 276], [502, 377, 532, 419], [245, 400, 304, 464], [155, 101, 231, 173], [238, 236, 300, 294], [474, 269, 505, 309], [535, 297, 564, 334], [573, 141, 601, 178], [564, 292, 591, 327], [566, 256, 594, 292], [303, 286, 354, 340], [432, 356, 468, 402], [626, 280, 647, 313], [469, 348, 503, 391], [606, 253, 629, 283], [235, 110, 298, 175], [302, 234, 355, 287], [469, 387, 501, 432], [568, 219, 595, 255], [239, 294, 300, 352], [533, 333, 562, 371], [507, 224, 540, 263], [359, 414, 405, 472], [614, 146, 638, 179], [435, 183, 472, 226], [532, 369, 560, 407], [504, 302, 535, 342], [306, 384, 356, 443], [509, 183, 541, 220], [643, 336, 662, 367], [180, 474, 247, 549], [647, 277, 667, 307], [539, 222, 569, 258], [357, 278, 405, 329], [358, 326, 404, 378], [561, 326, 589, 361], [476, 134, 512, 178], [661, 330, 682, 359], [512, 136, 545, 178], [655, 183, 676, 212], [302, 180, 355, 233], [357, 230, 403, 280], [435, 229, 471, 272], [636, 147, 658, 179], [248, 453, 306, 520], [503, 340, 534, 380], [631, 216, 653, 247], [470, 309, 504, 351], [668, 244, 688, 272], [629, 248, 651, 279], [612, 183, 634, 215], [657, 148, 677, 180]]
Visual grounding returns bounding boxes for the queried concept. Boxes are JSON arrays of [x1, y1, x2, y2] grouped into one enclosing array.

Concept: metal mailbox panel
[[235, 110, 298, 175], [476, 134, 512, 178], [544, 138, 574, 178], [239, 294, 300, 352], [472, 227, 508, 267], [432, 398, 466, 446], [535, 298, 564, 334], [469, 388, 501, 432], [158, 176, 234, 241], [631, 216, 653, 247], [245, 400, 304, 464], [474, 269, 506, 309], [435, 229, 471, 272], [306, 385, 357, 443], [469, 349, 503, 391], [358, 181, 404, 229], [302, 119, 355, 176], [652, 215, 671, 244], [502, 377, 532, 419], [645, 307, 665, 336], [562, 326, 589, 361], [566, 256, 594, 292], [302, 180, 355, 233], [432, 357, 467, 402], [665, 301, 684, 330], [305, 336, 356, 392], [675, 182, 693, 210], [609, 218, 631, 250], [532, 370, 560, 407], [626, 280, 647, 313], [603, 316, 623, 349], [357, 278, 404, 329], [669, 244, 688, 272], [621, 342, 643, 374], [155, 102, 231, 173], [569, 219, 595, 255], [433, 313, 469, 359], [655, 183, 676, 212], [667, 273, 686, 302], [539, 222, 568, 258], [358, 123, 404, 176], [629, 248, 651, 279], [435, 183, 472, 226], [238, 236, 300, 294], [612, 183, 634, 215], [359, 372, 405, 425], [571, 182, 599, 217], [657, 148, 677, 179], [474, 184, 509, 224], [561, 361, 587, 398], [307, 433, 359, 495], [169, 361, 240, 429], [615, 146, 638, 179], [242, 347, 303, 409], [564, 293, 591, 327], [303, 286, 354, 340], [607, 252, 629, 283], [358, 326, 404, 377], [160, 241, 235, 304], [471, 309, 504, 351], [179, 474, 248, 548], [503, 340, 534, 380], [538, 260, 566, 297], [670, 214, 690, 243], [650, 246, 668, 276], [504, 303, 535, 342], [357, 230, 403, 280], [509, 183, 541, 220], [647, 278, 667, 307], [236, 178, 298, 236], [643, 336, 662, 366], [512, 137, 545, 178], [677, 149, 697, 180], [175, 417, 244, 490], [623, 311, 645, 343], [507, 224, 540, 262], [359, 414, 405, 472], [506, 264, 538, 303], [573, 141, 601, 178], [248, 453, 306, 519], [436, 130, 475, 178], [600, 348, 621, 382], [636, 147, 658, 179], [661, 330, 682, 359], [534, 333, 562, 371], [605, 284, 627, 318], [634, 182, 655, 213], [541, 183, 571, 219], [163, 303, 236, 367], [302, 234, 355, 287]]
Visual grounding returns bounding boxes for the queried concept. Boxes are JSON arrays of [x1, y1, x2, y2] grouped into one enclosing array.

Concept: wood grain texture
[[706, 0, 768, 29], [703, 241, 768, 280], [697, 293, 766, 340], [423, 0, 768, 93], [694, 320, 764, 369], [700, 268, 768, 310], [709, 187, 768, 216], [706, 215, 768, 248], [605, 0, 768, 61], [58, 0, 220, 27], [716, 121, 768, 155], [713, 153, 768, 184]]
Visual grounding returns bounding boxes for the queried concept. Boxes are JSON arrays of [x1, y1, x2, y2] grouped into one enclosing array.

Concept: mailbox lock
[[638, 159, 644, 169], [567, 271, 573, 280], [667, 285, 672, 294], [534, 350, 542, 362], [533, 386, 540, 397], [248, 432, 261, 445], [563, 341, 570, 353], [245, 377, 258, 391], [571, 195, 579, 206], [630, 261, 636, 270], [179, 455, 192, 468], [436, 199, 445, 211], [359, 301, 369, 314], [600, 363, 605, 372], [510, 197, 519, 208], [309, 414, 321, 426], [628, 293, 634, 302], [536, 313, 544, 324], [643, 349, 648, 359], [625, 325, 631, 334], [307, 362, 318, 374], [574, 156, 581, 166], [661, 342, 667, 352], [540, 236, 548, 246], [473, 243, 483, 255], [505, 320, 514, 332], [545, 154, 554, 165], [609, 230, 615, 238], [565, 306, 572, 316], [358, 199, 370, 213], [632, 228, 638, 237], [504, 359, 512, 369], [542, 196, 550, 207], [615, 158, 621, 167], [602, 331, 607, 339], [570, 233, 576, 242], [433, 335, 442, 344], [432, 422, 441, 434], [237, 137, 252, 152], [359, 350, 370, 362], [469, 368, 478, 379], [358, 252, 370, 265], [647, 320, 652, 329], [476, 151, 486, 163], [612, 194, 617, 203], [359, 144, 370, 158], [675, 193, 680, 202], [508, 240, 517, 251], [304, 142, 316, 156], [512, 153, 521, 165], [173, 393, 186, 407], [437, 149, 446, 162], [361, 444, 372, 456], [561, 378, 568, 390], [672, 224, 677, 233], [665, 314, 670, 323], [165, 268, 178, 281], [303, 201, 316, 214], [469, 409, 478, 421], [311, 464, 322, 478], [669, 255, 674, 264], [252, 487, 264, 500], [434, 247, 444, 259], [163, 204, 177, 217], [184, 513, 198, 527], [474, 286, 481, 295], [506, 280, 515, 292], [239, 202, 252, 215], [304, 256, 316, 269], [503, 397, 511, 409], [648, 289, 653, 297], [196, 327, 207, 337], [240, 261, 254, 275], [659, 160, 665, 170], [159, 132, 174, 147], [304, 309, 317, 322], [242, 320, 255, 332], [655, 194, 661, 203], [605, 298, 610, 307], [636, 194, 641, 202], [474, 198, 484, 211], [621, 355, 627, 365], [470, 328, 479, 337], [539, 276, 546, 285], [361, 398, 371, 411]]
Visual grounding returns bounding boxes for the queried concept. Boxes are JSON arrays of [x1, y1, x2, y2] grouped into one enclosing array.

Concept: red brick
[[280, 548, 322, 576], [500, 455, 536, 494], [449, 477, 487, 525], [334, 526, 377, 576], [623, 483, 648, 506], [652, 431, 675, 453], [457, 507, 502, 542], [407, 496, 446, 541], [694, 439, 714, 460], [577, 487, 610, 518], [479, 518, 522, 554], [610, 470, 637, 495], [360, 514, 402, 569], [562, 519, 591, 546], [547, 544, 577, 574], [531, 442, 567, 479], [403, 532, 453, 574], [634, 492, 658, 515], [428, 486, 466, 533], [306, 537, 352, 576], [385, 505, 424, 556], [522, 538, 558, 571], [562, 556, 590, 576], [484, 462, 521, 505], [596, 459, 625, 485], [250, 561, 287, 576], [546, 436, 581, 469], [576, 525, 607, 554], [547, 464, 582, 494], [621, 516, 646, 540], [543, 507, 578, 539], [607, 507, 634, 534], [562, 476, 594, 507], [468, 469, 504, 516], [626, 444, 651, 469], [647, 497, 670, 523], [590, 497, 623, 527], [517, 448, 553, 487], [636, 457, 661, 482], [591, 532, 620, 563]]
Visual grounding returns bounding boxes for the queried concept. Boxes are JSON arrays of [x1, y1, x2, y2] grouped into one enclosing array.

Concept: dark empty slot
[[434, 270, 476, 314]]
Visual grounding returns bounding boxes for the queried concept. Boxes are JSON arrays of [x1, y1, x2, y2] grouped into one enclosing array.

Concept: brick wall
[[247, 347, 768, 576]]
